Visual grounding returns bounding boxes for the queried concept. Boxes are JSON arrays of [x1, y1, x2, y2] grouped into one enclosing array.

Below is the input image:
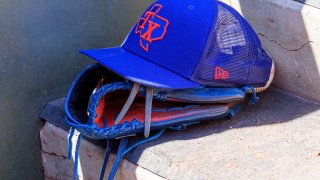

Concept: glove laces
[[113, 82, 154, 138]]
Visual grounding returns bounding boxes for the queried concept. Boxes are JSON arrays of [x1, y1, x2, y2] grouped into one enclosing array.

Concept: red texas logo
[[135, 4, 169, 52]]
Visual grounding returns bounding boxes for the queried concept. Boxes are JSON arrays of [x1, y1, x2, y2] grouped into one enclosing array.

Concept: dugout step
[[40, 87, 320, 179]]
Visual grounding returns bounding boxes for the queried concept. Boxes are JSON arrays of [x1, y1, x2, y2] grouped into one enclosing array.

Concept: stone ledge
[[40, 87, 320, 179], [40, 123, 165, 180]]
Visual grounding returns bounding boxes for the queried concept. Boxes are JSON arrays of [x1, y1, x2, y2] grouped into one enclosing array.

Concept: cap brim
[[80, 47, 199, 89]]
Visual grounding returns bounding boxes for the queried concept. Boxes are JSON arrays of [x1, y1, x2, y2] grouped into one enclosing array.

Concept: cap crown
[[123, 0, 216, 79], [122, 0, 272, 87]]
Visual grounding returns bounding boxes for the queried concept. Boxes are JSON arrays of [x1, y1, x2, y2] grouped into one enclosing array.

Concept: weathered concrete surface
[[40, 123, 164, 180], [125, 88, 320, 179], [41, 87, 320, 179], [221, 0, 320, 103]]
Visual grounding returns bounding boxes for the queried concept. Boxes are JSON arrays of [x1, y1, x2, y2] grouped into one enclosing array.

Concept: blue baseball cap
[[80, 0, 273, 89]]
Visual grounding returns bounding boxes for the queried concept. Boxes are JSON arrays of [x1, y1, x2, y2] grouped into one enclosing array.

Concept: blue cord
[[99, 139, 114, 180], [229, 104, 242, 117], [242, 86, 260, 105], [122, 129, 165, 156], [73, 134, 83, 180], [249, 87, 259, 105], [98, 129, 166, 180], [67, 127, 75, 160], [170, 122, 200, 131], [108, 138, 129, 180]]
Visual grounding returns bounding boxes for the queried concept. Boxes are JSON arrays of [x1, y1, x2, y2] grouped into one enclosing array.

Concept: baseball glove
[[65, 62, 274, 180]]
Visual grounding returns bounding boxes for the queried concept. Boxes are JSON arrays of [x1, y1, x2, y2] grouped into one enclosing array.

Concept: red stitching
[[140, 21, 161, 42], [140, 40, 149, 52], [139, 12, 156, 30], [152, 15, 169, 41], [149, 4, 163, 14]]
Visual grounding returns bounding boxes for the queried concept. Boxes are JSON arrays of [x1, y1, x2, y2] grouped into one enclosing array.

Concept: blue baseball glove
[[65, 63, 273, 180], [65, 64, 248, 138]]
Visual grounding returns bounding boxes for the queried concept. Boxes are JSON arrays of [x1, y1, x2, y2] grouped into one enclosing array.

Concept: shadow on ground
[[126, 87, 319, 161]]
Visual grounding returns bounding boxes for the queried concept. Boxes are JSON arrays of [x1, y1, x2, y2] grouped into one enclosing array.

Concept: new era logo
[[214, 66, 229, 80], [135, 4, 169, 52]]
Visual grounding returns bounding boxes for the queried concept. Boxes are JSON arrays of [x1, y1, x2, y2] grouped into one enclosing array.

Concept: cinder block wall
[[0, 0, 152, 179]]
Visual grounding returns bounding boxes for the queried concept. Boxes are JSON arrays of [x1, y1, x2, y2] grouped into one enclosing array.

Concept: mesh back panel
[[192, 1, 272, 87]]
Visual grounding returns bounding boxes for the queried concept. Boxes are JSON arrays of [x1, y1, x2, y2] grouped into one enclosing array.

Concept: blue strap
[[107, 138, 129, 180], [123, 129, 165, 155], [170, 123, 199, 131], [249, 87, 259, 105], [100, 129, 166, 180], [242, 86, 260, 105], [98, 139, 114, 180], [73, 134, 83, 180], [229, 104, 242, 117], [67, 127, 75, 160]]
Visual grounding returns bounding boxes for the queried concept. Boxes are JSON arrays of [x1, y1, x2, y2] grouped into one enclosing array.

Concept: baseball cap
[[80, 0, 273, 89]]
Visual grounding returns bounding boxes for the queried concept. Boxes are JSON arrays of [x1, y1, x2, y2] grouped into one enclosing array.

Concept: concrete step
[[40, 87, 320, 179], [221, 0, 320, 102], [40, 123, 164, 180]]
